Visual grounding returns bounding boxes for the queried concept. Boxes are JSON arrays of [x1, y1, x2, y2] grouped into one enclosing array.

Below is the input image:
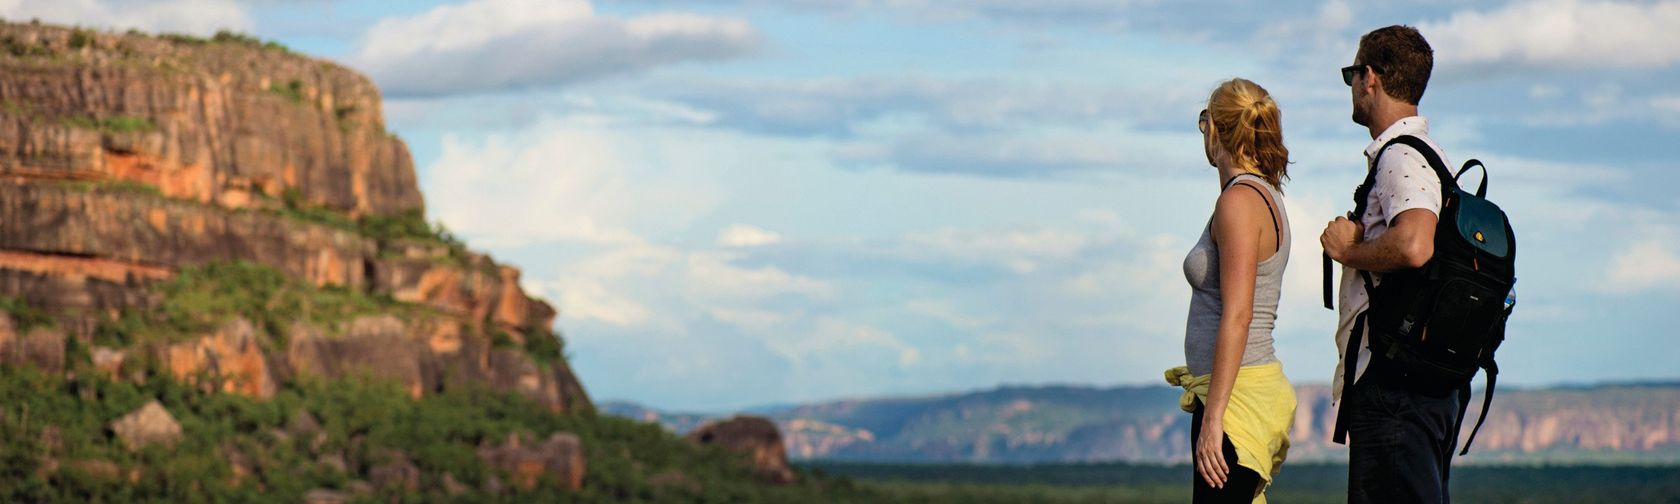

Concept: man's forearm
[[1338, 228, 1426, 273]]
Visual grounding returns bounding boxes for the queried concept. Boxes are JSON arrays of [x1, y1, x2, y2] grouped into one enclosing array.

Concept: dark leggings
[[1191, 399, 1264, 503]]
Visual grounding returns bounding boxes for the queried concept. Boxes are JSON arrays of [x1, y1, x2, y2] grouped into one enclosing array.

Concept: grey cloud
[[833, 133, 1135, 178], [657, 77, 1195, 138], [605, 0, 1334, 32], [355, 6, 760, 97]]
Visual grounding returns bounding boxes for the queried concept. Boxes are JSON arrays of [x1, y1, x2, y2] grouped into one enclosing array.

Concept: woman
[[1165, 78, 1298, 504]]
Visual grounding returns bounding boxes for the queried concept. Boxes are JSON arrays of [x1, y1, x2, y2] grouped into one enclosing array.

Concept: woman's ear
[[1204, 125, 1226, 168]]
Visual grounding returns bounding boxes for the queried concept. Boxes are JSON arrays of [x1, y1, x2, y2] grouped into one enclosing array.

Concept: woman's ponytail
[[1208, 78, 1290, 189]]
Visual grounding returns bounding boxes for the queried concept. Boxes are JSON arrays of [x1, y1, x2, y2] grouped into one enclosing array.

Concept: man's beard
[[1351, 100, 1370, 127]]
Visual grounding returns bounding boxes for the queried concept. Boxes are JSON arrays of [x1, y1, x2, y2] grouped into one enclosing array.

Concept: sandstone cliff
[[0, 22, 589, 413]]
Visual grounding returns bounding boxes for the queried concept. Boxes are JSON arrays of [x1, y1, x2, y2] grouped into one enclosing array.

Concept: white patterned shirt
[[1332, 116, 1446, 404]]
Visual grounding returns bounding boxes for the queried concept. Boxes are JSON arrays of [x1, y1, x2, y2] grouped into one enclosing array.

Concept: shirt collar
[[1364, 116, 1429, 160]]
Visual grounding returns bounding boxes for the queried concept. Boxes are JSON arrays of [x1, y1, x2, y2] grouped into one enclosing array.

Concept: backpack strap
[[1331, 310, 1369, 445], [1321, 135, 1453, 310], [1459, 360, 1498, 455], [1322, 253, 1336, 309], [1459, 306, 1510, 455]]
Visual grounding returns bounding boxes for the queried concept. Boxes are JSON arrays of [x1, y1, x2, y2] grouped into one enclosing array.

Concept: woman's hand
[[1196, 416, 1230, 489]]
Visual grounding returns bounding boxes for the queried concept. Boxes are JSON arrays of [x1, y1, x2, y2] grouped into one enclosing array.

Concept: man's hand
[[1321, 215, 1362, 262]]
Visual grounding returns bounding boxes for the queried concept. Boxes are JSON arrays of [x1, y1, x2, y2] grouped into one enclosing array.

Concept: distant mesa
[[615, 382, 1680, 465]]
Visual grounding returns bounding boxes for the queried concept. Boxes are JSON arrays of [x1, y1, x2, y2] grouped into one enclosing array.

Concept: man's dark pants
[[1346, 363, 1462, 504]]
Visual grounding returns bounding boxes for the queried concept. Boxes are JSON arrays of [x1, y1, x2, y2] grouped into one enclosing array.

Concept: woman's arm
[[1197, 182, 1266, 489]]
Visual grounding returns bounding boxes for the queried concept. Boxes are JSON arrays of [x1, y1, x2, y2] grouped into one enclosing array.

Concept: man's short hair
[[1356, 25, 1433, 105]]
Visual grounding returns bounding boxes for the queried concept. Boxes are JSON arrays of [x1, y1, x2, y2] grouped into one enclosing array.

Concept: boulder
[[109, 400, 182, 451], [686, 416, 796, 484], [65, 459, 123, 481], [0, 315, 66, 373], [441, 472, 468, 497], [368, 450, 421, 493], [476, 431, 585, 491], [90, 345, 127, 380], [303, 489, 349, 504]]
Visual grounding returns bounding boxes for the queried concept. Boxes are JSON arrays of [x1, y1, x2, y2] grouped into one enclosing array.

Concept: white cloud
[[1513, 82, 1680, 128], [903, 228, 1091, 261], [905, 298, 993, 330], [1529, 84, 1563, 100], [1656, 95, 1680, 113], [0, 0, 251, 35], [767, 318, 921, 368], [545, 244, 683, 326], [556, 277, 658, 326], [1315, 0, 1351, 32], [717, 224, 782, 247], [1605, 235, 1680, 293], [1421, 0, 1680, 70], [685, 251, 835, 301], [1654, 95, 1680, 126], [706, 307, 789, 331], [352, 0, 759, 97], [424, 121, 722, 248], [547, 244, 833, 329], [666, 77, 1195, 138]]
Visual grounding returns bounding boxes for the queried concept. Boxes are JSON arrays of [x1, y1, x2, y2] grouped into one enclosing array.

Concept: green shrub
[[267, 79, 305, 104], [210, 30, 291, 54], [61, 114, 157, 133], [68, 28, 94, 49], [159, 32, 207, 45], [55, 179, 163, 198], [0, 297, 55, 332], [523, 327, 566, 368]]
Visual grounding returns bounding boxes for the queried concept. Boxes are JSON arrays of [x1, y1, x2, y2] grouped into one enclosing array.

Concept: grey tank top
[[1182, 173, 1289, 376]]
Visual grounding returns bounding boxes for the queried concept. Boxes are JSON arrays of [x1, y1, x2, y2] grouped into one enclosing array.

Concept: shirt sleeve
[[1371, 144, 1443, 226]]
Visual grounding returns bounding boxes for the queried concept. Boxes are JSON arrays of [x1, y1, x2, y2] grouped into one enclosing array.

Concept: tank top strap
[[1223, 173, 1281, 253]]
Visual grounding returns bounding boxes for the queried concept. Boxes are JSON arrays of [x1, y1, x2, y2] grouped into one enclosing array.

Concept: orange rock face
[[282, 315, 590, 413], [0, 181, 373, 289], [162, 318, 277, 399], [0, 24, 422, 217], [0, 21, 590, 414]]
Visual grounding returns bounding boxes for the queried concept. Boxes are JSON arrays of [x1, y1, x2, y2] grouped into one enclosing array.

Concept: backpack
[[1321, 135, 1517, 456]]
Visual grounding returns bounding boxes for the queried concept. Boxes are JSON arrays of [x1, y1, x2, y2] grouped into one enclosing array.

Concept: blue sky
[[12, 0, 1680, 411]]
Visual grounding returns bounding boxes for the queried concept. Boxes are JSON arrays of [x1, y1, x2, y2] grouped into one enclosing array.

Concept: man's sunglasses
[[1340, 64, 1382, 86]]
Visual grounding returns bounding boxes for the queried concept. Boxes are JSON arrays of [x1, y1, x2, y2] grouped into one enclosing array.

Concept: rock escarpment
[[0, 22, 588, 413]]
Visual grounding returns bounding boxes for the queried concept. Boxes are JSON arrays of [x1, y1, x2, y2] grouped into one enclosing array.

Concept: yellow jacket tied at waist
[[1164, 361, 1297, 503]]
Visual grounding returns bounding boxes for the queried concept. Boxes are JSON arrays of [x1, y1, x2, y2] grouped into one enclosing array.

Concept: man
[[1319, 25, 1458, 503]]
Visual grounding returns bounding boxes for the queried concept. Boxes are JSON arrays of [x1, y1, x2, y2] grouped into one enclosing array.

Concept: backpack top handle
[[1455, 160, 1489, 198]]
